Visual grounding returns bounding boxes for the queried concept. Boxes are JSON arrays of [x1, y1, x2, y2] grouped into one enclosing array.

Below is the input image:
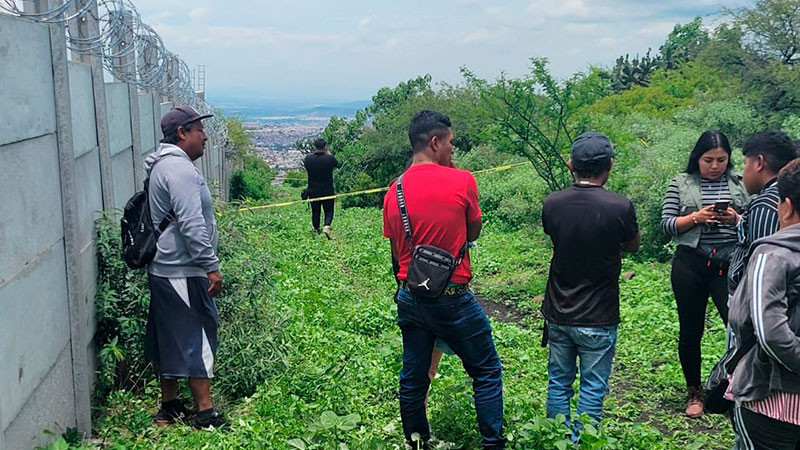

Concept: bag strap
[[396, 174, 414, 253], [724, 334, 757, 374], [143, 171, 175, 234], [396, 173, 469, 266]]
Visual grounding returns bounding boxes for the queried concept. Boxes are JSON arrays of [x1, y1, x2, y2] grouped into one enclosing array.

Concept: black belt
[[399, 280, 471, 296]]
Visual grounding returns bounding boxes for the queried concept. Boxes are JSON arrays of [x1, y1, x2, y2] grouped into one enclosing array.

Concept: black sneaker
[[154, 400, 195, 425], [190, 408, 229, 431]]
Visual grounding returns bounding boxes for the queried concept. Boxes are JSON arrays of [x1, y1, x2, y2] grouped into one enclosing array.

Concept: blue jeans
[[395, 288, 506, 448], [546, 323, 617, 436]]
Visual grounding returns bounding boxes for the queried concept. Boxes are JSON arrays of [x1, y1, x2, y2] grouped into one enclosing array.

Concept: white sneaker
[[322, 225, 332, 240]]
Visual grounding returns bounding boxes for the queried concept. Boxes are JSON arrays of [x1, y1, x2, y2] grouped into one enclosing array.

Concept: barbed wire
[[0, 0, 231, 151]]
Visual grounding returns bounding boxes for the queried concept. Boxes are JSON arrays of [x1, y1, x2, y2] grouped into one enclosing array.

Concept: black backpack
[[121, 176, 174, 269]]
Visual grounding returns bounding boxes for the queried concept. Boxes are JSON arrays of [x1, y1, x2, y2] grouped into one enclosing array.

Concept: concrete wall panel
[[3, 344, 76, 450], [111, 149, 136, 210], [68, 62, 98, 159], [138, 93, 155, 152], [160, 101, 173, 119], [0, 134, 64, 285], [0, 14, 56, 147], [105, 83, 132, 155], [74, 148, 103, 250], [73, 148, 102, 343], [0, 243, 70, 432]]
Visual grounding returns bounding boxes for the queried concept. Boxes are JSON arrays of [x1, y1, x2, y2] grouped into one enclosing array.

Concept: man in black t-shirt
[[541, 131, 640, 440], [304, 138, 341, 238]]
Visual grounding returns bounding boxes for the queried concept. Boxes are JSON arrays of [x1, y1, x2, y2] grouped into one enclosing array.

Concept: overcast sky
[[131, 0, 752, 103]]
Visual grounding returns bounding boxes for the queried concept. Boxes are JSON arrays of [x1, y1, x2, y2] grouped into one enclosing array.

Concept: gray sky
[[133, 0, 752, 102]]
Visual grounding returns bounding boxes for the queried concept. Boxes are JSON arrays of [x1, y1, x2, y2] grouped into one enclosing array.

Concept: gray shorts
[[145, 274, 219, 378]]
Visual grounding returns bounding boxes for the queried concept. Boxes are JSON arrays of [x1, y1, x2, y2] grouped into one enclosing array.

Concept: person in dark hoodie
[[727, 158, 800, 449], [143, 105, 227, 430]]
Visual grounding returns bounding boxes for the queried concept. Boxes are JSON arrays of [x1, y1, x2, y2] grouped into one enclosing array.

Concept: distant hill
[[209, 97, 369, 123]]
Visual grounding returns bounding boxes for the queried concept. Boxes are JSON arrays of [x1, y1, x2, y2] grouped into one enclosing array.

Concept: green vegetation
[[78, 1, 800, 448], [319, 0, 799, 259], [230, 154, 274, 201], [85, 180, 731, 449]]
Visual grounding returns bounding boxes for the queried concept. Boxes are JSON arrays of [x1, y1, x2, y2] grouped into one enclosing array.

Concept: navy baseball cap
[[160, 105, 213, 141], [571, 131, 614, 170]]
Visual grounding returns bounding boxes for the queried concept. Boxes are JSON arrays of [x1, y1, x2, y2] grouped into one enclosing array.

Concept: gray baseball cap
[[571, 131, 613, 169], [160, 105, 213, 141]]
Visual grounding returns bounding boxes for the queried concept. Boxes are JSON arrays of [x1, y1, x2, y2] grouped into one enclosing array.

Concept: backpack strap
[[143, 171, 175, 234], [158, 210, 175, 233]]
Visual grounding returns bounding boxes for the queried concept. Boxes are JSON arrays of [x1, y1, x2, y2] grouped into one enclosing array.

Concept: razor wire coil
[[0, 0, 231, 148]]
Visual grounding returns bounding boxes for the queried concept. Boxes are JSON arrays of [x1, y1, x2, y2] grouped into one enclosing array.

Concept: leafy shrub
[[94, 213, 153, 401], [230, 154, 274, 201], [782, 114, 800, 139], [674, 99, 761, 146], [478, 167, 548, 231], [455, 144, 519, 172], [609, 114, 700, 259], [284, 169, 306, 188], [93, 212, 288, 404], [340, 170, 385, 208]]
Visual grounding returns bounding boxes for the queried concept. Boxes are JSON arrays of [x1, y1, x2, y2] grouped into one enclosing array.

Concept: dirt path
[[475, 293, 529, 328]]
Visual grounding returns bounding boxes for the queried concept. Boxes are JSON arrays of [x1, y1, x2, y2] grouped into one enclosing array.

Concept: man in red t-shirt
[[382, 110, 506, 449]]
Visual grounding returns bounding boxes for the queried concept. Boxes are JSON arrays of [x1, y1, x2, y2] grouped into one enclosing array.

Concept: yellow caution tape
[[233, 160, 533, 213]]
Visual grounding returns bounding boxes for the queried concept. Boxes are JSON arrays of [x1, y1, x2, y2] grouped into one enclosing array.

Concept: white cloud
[[129, 0, 750, 99], [144, 10, 174, 22], [189, 7, 209, 23], [384, 37, 402, 50], [527, 0, 590, 18], [358, 16, 373, 28]]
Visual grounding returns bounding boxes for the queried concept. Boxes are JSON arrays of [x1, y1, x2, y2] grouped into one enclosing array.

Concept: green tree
[[224, 115, 251, 169], [725, 0, 800, 65], [660, 17, 710, 69], [367, 74, 433, 116], [464, 58, 596, 192]]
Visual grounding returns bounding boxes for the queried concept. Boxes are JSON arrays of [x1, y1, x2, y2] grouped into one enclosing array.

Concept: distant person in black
[[541, 131, 640, 441], [304, 138, 341, 239]]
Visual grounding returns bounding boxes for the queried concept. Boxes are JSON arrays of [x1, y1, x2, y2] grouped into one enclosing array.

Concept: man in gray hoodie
[[728, 158, 800, 449], [143, 105, 226, 430]]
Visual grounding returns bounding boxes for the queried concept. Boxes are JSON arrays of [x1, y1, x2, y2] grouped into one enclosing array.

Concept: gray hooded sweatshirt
[[729, 222, 800, 402], [144, 143, 219, 278]]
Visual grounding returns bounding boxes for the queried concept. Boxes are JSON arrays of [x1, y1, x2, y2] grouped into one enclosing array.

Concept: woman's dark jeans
[[394, 288, 506, 448]]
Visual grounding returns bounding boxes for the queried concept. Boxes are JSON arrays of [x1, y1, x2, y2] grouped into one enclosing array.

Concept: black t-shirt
[[541, 184, 639, 327], [304, 152, 341, 196]]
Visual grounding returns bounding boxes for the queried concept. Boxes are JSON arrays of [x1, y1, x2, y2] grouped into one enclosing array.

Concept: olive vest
[[671, 171, 750, 248]]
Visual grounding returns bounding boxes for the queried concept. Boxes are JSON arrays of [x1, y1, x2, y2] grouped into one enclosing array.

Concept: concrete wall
[[0, 11, 228, 450]]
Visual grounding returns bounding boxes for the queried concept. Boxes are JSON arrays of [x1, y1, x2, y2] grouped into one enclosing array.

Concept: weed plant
[[87, 194, 733, 449]]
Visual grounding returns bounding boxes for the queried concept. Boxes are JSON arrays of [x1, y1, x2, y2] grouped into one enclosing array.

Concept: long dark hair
[[686, 130, 734, 174]]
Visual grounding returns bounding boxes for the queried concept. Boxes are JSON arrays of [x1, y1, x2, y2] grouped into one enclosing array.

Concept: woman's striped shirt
[[661, 173, 738, 247]]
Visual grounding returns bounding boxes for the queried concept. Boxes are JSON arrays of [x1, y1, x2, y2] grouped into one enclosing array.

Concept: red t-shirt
[[382, 163, 482, 284]]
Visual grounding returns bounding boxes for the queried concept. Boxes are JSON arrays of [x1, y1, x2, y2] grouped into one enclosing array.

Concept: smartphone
[[714, 200, 730, 212]]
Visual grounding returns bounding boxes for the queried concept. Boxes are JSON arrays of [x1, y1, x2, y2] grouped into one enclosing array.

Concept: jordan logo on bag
[[418, 278, 431, 290]]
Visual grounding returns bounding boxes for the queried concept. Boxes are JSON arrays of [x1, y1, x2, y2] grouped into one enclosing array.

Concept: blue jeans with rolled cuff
[[545, 322, 617, 439], [394, 288, 506, 448]]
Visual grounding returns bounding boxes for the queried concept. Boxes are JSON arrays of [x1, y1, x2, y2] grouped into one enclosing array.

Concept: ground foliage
[[74, 1, 800, 447], [83, 180, 733, 449]]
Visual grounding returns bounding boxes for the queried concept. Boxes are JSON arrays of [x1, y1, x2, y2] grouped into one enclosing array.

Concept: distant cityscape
[[214, 98, 367, 171]]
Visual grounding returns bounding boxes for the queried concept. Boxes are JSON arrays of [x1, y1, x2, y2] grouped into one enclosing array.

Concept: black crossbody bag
[[396, 174, 466, 298]]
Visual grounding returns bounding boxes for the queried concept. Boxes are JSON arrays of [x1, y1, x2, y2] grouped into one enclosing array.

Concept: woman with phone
[[661, 130, 750, 418]]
